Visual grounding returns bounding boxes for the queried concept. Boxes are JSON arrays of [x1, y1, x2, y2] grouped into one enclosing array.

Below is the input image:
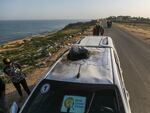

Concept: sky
[[0, 0, 150, 20]]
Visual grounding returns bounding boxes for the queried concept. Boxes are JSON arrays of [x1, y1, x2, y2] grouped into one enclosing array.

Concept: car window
[[89, 90, 118, 113], [20, 80, 125, 113]]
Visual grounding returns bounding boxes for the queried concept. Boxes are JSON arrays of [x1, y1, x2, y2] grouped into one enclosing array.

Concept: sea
[[0, 20, 87, 44]]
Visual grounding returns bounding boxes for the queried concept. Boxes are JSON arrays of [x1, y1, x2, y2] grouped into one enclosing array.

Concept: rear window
[[20, 80, 125, 113]]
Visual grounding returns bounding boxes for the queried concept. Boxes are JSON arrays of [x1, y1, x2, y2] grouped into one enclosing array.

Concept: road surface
[[105, 24, 150, 113]]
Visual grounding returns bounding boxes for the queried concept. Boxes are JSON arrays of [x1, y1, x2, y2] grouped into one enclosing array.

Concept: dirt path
[[116, 23, 150, 44]]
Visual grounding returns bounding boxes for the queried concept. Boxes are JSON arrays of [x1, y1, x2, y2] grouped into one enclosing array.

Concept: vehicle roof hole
[[76, 73, 80, 79], [76, 64, 82, 79]]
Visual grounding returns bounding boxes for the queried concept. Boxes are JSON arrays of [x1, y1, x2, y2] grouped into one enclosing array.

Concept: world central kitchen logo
[[61, 95, 86, 113]]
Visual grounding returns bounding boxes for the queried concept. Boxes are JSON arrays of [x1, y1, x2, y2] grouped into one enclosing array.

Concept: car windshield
[[20, 80, 125, 113]]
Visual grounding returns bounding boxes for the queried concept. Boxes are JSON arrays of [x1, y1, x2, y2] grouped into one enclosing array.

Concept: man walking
[[3, 58, 30, 100]]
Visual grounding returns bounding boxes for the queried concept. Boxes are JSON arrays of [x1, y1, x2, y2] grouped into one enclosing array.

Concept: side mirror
[[10, 102, 19, 113]]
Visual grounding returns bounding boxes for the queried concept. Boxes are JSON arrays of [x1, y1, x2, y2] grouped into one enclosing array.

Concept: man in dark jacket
[[99, 25, 104, 36], [93, 26, 97, 36], [3, 58, 30, 99]]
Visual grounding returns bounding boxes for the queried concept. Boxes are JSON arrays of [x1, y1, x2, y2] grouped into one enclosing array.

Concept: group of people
[[0, 58, 31, 112], [93, 20, 113, 36], [93, 23, 104, 36]]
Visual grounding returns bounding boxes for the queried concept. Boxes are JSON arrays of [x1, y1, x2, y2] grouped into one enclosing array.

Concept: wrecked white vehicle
[[11, 36, 131, 113]]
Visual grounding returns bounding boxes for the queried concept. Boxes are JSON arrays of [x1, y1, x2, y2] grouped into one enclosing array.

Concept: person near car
[[96, 24, 100, 35], [3, 58, 30, 99], [107, 20, 112, 28], [99, 25, 104, 36], [96, 22, 104, 36], [93, 25, 97, 36], [93, 24, 101, 36]]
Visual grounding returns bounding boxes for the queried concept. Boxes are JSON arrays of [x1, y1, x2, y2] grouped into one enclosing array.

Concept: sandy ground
[[116, 23, 150, 44]]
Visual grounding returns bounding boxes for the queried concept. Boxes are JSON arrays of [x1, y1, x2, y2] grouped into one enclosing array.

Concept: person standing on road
[[3, 58, 30, 99], [93, 25, 97, 36], [95, 24, 100, 35], [93, 24, 100, 36], [99, 25, 104, 36], [107, 20, 112, 28]]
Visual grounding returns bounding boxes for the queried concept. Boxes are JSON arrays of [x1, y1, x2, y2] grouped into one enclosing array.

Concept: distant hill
[[63, 20, 96, 30]]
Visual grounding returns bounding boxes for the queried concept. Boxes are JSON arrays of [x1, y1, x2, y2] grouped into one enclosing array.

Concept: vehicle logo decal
[[64, 97, 74, 108], [61, 95, 86, 113], [40, 84, 50, 94]]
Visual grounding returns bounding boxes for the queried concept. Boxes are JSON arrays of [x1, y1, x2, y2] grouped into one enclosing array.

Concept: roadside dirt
[[116, 23, 150, 44]]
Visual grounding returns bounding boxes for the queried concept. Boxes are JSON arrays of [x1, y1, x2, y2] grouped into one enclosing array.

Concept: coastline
[[0, 20, 87, 45], [0, 30, 57, 46], [0, 20, 91, 73], [0, 20, 95, 109]]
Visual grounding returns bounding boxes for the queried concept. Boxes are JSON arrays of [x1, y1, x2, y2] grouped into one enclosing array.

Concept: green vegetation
[[0, 20, 95, 82]]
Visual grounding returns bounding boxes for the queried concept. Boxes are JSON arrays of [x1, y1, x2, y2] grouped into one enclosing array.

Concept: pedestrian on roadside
[[95, 24, 100, 35], [107, 20, 112, 28], [93, 25, 97, 36], [93, 24, 100, 36], [3, 58, 30, 100], [99, 25, 104, 36]]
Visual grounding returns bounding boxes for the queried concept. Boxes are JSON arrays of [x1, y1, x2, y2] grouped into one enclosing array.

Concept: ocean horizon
[[0, 19, 88, 44]]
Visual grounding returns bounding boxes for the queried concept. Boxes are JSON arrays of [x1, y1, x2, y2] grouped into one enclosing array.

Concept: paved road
[[105, 25, 150, 113]]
